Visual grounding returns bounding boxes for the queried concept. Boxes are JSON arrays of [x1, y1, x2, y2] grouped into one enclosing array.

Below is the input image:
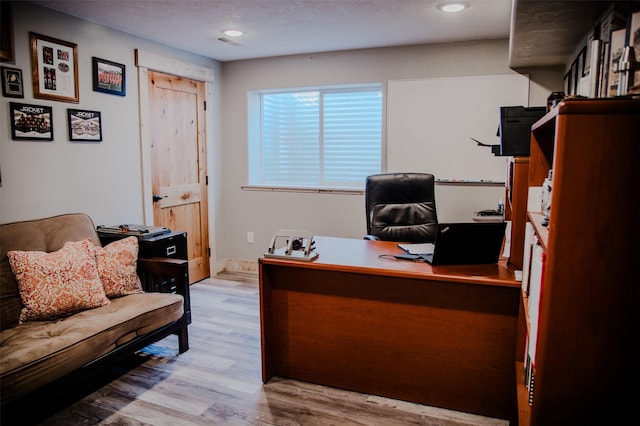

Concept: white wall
[[0, 2, 222, 265], [220, 41, 564, 262], [1, 2, 564, 270]]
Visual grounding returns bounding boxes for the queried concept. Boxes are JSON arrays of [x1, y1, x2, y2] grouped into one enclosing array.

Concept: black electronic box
[[498, 106, 547, 156]]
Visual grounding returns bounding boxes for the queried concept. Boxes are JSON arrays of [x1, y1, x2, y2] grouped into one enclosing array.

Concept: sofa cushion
[[1, 214, 101, 331], [0, 292, 184, 404], [94, 237, 143, 298], [7, 239, 111, 322]]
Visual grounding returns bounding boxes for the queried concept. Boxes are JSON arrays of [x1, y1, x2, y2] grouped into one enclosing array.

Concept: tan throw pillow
[[94, 236, 143, 298], [7, 239, 111, 322]]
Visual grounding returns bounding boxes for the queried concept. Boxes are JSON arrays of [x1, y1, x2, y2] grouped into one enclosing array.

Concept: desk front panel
[[260, 259, 519, 420], [261, 236, 518, 287]]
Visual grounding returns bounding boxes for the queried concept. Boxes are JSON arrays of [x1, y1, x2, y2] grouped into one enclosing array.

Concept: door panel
[[148, 71, 209, 283]]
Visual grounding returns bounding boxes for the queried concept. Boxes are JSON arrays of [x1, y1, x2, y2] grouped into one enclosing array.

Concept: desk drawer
[[98, 230, 188, 260], [139, 232, 187, 260]]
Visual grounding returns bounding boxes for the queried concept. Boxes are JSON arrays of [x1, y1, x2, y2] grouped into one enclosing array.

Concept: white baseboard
[[215, 259, 258, 276]]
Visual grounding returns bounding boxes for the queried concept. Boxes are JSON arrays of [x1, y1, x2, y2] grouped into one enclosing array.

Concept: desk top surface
[[260, 236, 519, 288]]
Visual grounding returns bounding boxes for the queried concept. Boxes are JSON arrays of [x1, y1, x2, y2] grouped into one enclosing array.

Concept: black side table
[[97, 229, 188, 261], [97, 227, 191, 324]]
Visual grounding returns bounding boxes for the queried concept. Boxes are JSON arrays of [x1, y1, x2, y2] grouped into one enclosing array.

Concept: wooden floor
[[14, 273, 509, 426]]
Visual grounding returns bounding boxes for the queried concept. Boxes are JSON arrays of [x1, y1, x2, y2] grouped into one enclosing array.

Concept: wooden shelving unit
[[513, 98, 640, 425], [505, 156, 529, 269], [526, 212, 548, 251]]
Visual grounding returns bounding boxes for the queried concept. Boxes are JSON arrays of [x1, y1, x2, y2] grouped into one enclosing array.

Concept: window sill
[[241, 185, 364, 195]]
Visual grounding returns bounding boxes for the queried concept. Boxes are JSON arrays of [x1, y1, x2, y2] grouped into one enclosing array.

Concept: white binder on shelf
[[521, 222, 535, 293], [527, 243, 545, 369]]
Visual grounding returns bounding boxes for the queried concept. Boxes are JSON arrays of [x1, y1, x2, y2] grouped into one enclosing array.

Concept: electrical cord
[[378, 254, 426, 262]]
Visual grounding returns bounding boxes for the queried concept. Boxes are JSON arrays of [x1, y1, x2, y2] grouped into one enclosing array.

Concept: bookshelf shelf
[[514, 98, 640, 425], [526, 212, 548, 251]]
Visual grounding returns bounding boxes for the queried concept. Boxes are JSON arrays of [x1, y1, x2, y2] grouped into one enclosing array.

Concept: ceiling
[[508, 1, 612, 68], [27, 0, 514, 62]]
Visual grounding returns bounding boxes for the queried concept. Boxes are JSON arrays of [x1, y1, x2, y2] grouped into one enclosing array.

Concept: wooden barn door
[[147, 70, 209, 283]]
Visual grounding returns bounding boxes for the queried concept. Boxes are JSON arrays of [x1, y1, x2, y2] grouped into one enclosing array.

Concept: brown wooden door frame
[[135, 49, 215, 281]]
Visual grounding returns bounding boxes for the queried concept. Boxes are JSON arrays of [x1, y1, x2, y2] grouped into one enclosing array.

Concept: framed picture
[[607, 29, 626, 97], [564, 68, 574, 96], [584, 30, 595, 76], [30, 32, 79, 103], [9, 102, 54, 141], [630, 11, 640, 89], [68, 109, 102, 142], [92, 57, 126, 96], [570, 59, 579, 95], [1, 2, 15, 62], [577, 47, 586, 78], [599, 41, 610, 98], [1, 66, 23, 98]]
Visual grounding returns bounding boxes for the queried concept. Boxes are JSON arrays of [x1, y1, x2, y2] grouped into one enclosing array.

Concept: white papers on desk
[[398, 243, 435, 255]]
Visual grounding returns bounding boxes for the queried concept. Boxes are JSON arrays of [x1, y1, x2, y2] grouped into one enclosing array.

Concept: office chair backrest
[[365, 172, 438, 243]]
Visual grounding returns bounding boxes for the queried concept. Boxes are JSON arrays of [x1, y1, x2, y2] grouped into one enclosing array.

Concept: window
[[248, 84, 383, 190]]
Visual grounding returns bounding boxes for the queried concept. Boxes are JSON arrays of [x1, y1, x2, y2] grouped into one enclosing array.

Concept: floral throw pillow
[[7, 239, 111, 322], [94, 236, 143, 298]]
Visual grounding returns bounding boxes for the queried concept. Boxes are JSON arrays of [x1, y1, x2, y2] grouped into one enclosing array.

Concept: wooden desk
[[259, 237, 520, 420]]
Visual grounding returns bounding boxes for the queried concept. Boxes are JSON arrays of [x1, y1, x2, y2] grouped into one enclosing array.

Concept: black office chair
[[365, 172, 438, 243]]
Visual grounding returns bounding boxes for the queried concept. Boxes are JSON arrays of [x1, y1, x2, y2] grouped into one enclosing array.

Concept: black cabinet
[[98, 230, 188, 261], [139, 231, 187, 260], [98, 228, 191, 325]]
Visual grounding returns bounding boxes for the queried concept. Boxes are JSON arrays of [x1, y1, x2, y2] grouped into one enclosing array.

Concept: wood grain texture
[[523, 99, 640, 425], [9, 274, 507, 426], [507, 157, 529, 270], [261, 261, 519, 420], [148, 70, 209, 283]]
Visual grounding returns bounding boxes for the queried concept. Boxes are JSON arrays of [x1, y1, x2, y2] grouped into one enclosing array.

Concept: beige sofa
[[0, 213, 190, 411]]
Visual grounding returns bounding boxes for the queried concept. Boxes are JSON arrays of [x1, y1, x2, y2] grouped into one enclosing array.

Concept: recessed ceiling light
[[223, 29, 244, 37], [437, 2, 469, 13]]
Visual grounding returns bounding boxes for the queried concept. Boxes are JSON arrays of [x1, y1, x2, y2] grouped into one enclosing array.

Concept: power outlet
[[247, 231, 254, 244]]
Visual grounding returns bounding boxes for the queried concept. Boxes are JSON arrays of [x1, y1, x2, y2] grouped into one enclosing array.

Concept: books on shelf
[[521, 222, 535, 294], [522, 236, 546, 404], [632, 12, 640, 89], [588, 39, 602, 98], [523, 234, 546, 407], [527, 244, 545, 365], [607, 29, 626, 96], [566, 5, 637, 99]]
